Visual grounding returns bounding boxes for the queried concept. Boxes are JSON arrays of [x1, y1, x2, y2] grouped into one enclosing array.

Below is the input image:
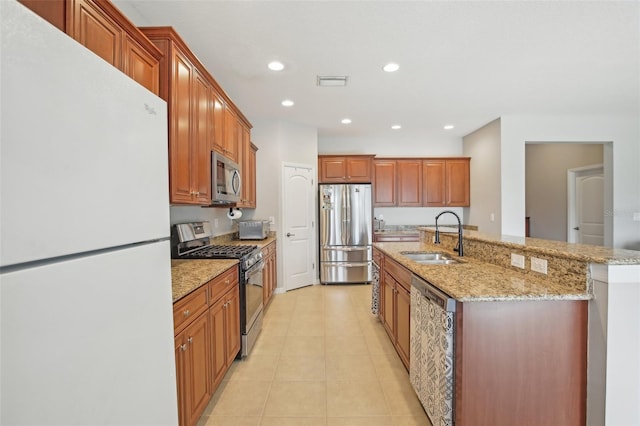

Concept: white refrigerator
[[0, 2, 178, 424]]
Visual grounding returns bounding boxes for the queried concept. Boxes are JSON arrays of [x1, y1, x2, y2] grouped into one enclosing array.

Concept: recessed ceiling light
[[268, 61, 284, 71], [444, 124, 455, 130], [391, 124, 402, 130], [281, 99, 294, 107], [341, 118, 352, 124], [383, 63, 400, 72]]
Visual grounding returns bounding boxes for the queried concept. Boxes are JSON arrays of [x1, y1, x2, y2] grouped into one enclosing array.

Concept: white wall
[[462, 119, 502, 234], [251, 119, 318, 288], [500, 116, 639, 250]]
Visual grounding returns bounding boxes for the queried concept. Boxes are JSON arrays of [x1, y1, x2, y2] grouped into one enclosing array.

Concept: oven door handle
[[244, 260, 265, 282]]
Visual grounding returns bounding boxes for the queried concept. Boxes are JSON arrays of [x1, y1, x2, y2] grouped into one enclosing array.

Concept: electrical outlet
[[490, 213, 495, 222], [511, 253, 525, 269], [379, 214, 384, 220], [269, 216, 275, 224], [531, 257, 548, 274], [214, 219, 219, 228]]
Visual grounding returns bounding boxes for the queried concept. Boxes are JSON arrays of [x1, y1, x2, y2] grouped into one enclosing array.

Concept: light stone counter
[[170, 259, 238, 302], [374, 241, 592, 302]]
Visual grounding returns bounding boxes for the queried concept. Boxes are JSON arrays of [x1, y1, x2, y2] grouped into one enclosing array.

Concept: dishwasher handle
[[411, 275, 456, 312]]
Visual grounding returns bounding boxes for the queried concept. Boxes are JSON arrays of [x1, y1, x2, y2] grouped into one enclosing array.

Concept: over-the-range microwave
[[211, 152, 241, 204]]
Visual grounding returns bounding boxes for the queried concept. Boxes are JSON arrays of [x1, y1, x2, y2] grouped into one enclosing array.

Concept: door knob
[[286, 232, 295, 237]]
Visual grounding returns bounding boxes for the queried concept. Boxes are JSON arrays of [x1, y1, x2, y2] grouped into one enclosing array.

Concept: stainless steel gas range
[[171, 222, 264, 357]]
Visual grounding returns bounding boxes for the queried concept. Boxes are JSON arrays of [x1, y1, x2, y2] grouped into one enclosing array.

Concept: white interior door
[[568, 165, 604, 245], [282, 164, 315, 291]]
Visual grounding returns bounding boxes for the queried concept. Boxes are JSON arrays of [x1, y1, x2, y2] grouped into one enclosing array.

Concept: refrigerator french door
[[319, 184, 373, 284]]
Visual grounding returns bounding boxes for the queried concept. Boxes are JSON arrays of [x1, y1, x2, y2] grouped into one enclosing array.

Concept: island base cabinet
[[454, 300, 588, 426]]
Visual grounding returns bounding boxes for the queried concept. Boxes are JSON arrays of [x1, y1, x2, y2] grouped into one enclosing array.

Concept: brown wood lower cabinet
[[173, 266, 240, 426], [262, 241, 277, 307], [379, 256, 411, 370]]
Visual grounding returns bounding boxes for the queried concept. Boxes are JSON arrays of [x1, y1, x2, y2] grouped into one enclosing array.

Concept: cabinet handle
[[180, 344, 187, 351], [188, 337, 193, 344], [183, 309, 190, 317], [225, 279, 230, 284]]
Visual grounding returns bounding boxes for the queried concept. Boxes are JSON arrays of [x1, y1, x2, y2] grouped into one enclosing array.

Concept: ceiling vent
[[317, 75, 348, 87]]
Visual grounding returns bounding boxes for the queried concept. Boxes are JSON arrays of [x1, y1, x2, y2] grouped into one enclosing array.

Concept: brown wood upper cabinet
[[19, 0, 162, 95], [374, 157, 470, 207], [318, 155, 374, 183], [141, 26, 252, 205], [423, 158, 470, 207]]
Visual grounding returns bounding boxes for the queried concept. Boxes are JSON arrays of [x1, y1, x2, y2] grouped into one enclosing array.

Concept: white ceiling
[[115, 0, 639, 141]]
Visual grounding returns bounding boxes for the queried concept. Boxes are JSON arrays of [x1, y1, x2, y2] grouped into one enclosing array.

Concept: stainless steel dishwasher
[[410, 275, 456, 426]]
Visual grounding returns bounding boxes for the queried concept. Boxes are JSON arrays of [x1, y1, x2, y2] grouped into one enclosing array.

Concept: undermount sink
[[400, 251, 462, 265]]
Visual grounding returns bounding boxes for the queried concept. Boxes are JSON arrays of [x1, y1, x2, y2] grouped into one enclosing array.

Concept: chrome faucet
[[434, 210, 464, 256]]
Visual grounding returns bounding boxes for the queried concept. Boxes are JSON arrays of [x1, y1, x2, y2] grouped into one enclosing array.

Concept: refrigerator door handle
[[322, 246, 370, 251]]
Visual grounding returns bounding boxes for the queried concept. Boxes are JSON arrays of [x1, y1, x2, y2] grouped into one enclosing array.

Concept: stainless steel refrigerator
[[319, 184, 373, 284]]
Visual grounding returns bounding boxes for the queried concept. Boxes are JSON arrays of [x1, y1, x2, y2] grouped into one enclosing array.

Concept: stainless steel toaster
[[238, 220, 269, 240]]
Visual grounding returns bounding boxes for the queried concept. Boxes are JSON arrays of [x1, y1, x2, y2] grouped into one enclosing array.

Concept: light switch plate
[[511, 253, 525, 269]]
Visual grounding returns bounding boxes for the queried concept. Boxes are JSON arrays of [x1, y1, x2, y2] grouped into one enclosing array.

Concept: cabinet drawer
[[385, 257, 412, 291], [209, 266, 239, 304], [262, 242, 275, 257], [173, 285, 208, 335], [373, 247, 383, 267]]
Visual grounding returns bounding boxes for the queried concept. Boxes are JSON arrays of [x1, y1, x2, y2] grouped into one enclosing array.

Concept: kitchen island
[[373, 228, 640, 426]]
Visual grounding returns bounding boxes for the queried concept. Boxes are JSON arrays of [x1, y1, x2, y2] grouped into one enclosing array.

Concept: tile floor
[[197, 284, 432, 426]]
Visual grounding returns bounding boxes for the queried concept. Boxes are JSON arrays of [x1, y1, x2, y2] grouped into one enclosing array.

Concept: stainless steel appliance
[[211, 152, 241, 204], [1, 3, 177, 423], [238, 220, 270, 240], [410, 275, 456, 426], [319, 184, 373, 284], [172, 222, 264, 357]]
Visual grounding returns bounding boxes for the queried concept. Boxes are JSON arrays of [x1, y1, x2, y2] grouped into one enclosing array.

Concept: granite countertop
[[170, 236, 278, 303], [374, 241, 593, 302], [171, 259, 238, 302], [420, 227, 640, 265]]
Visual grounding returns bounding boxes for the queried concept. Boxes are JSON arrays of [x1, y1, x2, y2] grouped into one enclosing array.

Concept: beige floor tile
[[207, 380, 271, 417], [327, 417, 394, 426], [263, 381, 327, 417], [197, 416, 261, 426], [251, 333, 285, 356], [326, 380, 391, 417], [287, 318, 326, 336], [325, 335, 369, 356], [282, 335, 325, 356], [275, 355, 326, 381], [380, 375, 426, 416], [225, 354, 279, 381], [371, 351, 409, 383], [391, 415, 432, 426], [325, 320, 363, 336], [259, 318, 290, 337], [260, 417, 327, 426], [326, 355, 377, 381], [364, 331, 397, 354]]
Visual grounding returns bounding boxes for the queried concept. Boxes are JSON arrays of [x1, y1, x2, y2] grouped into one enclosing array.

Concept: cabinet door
[[446, 158, 470, 206], [423, 159, 446, 207], [223, 108, 239, 162], [174, 335, 187, 426], [238, 127, 254, 208], [346, 157, 372, 183], [225, 286, 241, 365], [209, 297, 227, 388], [71, 0, 122, 68], [169, 49, 194, 204], [373, 160, 396, 206], [381, 272, 395, 338], [319, 156, 347, 183], [397, 160, 422, 207], [123, 35, 159, 95], [18, 0, 67, 31], [182, 313, 211, 426], [193, 70, 212, 204], [395, 285, 411, 369], [247, 143, 257, 208], [210, 91, 226, 156]]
